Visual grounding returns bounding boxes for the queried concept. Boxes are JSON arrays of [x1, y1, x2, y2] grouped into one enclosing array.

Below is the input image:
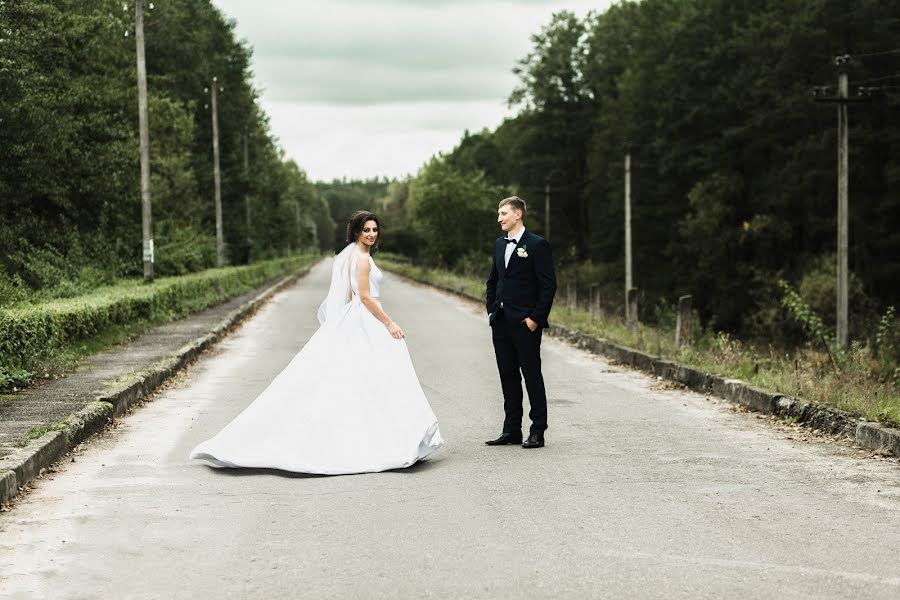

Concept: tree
[[407, 158, 504, 270], [0, 0, 322, 298], [397, 0, 900, 343]]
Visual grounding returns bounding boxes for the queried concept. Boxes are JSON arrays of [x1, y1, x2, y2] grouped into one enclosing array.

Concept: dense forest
[[0, 0, 333, 304], [324, 0, 900, 347]]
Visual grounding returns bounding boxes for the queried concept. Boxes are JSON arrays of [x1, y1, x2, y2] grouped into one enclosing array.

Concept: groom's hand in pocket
[[522, 317, 539, 332]]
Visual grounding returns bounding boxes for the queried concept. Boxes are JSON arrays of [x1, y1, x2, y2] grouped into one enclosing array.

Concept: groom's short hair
[[499, 196, 526, 216]]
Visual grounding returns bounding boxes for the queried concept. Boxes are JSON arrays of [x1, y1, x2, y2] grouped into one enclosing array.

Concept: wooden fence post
[[567, 282, 576, 310], [590, 284, 600, 321], [627, 288, 638, 332], [675, 294, 692, 350]]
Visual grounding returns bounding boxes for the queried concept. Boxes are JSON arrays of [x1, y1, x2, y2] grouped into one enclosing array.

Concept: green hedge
[[0, 255, 319, 388]]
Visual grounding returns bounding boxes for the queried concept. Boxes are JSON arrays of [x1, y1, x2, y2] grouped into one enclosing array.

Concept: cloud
[[222, 0, 597, 105], [212, 0, 610, 179], [264, 99, 511, 180], [257, 57, 515, 104]]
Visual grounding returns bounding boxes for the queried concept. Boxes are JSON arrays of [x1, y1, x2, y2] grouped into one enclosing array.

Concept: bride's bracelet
[[387, 321, 397, 328]]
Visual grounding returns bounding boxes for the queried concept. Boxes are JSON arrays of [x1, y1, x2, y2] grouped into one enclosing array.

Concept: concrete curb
[[385, 266, 900, 459], [0, 262, 319, 505]]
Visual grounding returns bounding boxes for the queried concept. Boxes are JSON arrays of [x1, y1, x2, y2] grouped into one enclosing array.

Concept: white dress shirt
[[504, 226, 525, 268]]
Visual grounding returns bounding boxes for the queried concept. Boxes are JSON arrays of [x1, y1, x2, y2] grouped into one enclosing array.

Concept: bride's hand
[[388, 321, 405, 339]]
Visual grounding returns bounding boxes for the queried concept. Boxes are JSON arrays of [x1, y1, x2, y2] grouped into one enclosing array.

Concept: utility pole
[[836, 62, 849, 349], [813, 55, 872, 349], [134, 0, 153, 282], [209, 77, 224, 268], [294, 198, 302, 251], [624, 150, 633, 305], [243, 129, 251, 263], [544, 179, 551, 242]]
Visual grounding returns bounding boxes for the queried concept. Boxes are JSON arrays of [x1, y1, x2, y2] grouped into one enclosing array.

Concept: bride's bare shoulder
[[356, 253, 372, 272]]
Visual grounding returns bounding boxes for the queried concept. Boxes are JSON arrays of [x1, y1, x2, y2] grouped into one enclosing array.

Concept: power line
[[852, 48, 900, 58], [851, 72, 900, 85]]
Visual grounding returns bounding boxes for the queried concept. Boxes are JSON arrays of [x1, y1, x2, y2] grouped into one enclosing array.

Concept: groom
[[485, 196, 557, 449]]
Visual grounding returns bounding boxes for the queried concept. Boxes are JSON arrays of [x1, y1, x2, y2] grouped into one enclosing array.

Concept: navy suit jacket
[[486, 230, 557, 328]]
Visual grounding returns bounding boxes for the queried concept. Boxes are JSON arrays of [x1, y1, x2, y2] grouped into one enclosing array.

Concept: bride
[[190, 211, 443, 475]]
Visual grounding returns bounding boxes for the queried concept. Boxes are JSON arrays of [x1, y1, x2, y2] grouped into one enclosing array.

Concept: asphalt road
[[2, 259, 900, 599]]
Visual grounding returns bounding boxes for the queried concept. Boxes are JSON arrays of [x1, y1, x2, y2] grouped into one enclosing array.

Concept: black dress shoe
[[485, 432, 523, 446], [522, 433, 545, 448]]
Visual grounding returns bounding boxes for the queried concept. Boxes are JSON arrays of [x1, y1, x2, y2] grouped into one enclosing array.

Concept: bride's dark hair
[[346, 210, 381, 248]]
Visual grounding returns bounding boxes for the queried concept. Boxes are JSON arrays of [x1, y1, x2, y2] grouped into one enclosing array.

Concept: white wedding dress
[[190, 244, 443, 475]]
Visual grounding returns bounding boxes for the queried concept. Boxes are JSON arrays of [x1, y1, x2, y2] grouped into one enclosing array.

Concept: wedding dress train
[[190, 245, 443, 475]]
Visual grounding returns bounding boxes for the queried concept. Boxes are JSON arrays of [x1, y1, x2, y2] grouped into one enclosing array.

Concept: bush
[[375, 252, 411, 265], [556, 260, 622, 314], [797, 254, 876, 339], [0, 255, 318, 390], [0, 272, 29, 308], [779, 279, 844, 369], [4, 234, 134, 301], [154, 224, 217, 276], [453, 250, 492, 278], [379, 227, 426, 262], [876, 306, 900, 383], [7, 241, 92, 298]]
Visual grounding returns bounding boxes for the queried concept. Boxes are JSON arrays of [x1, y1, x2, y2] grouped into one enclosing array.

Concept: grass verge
[[26, 420, 69, 441], [380, 258, 900, 427], [0, 255, 319, 390]]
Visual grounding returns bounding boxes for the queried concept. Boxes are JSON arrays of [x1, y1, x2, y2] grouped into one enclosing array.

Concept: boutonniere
[[516, 246, 528, 258]]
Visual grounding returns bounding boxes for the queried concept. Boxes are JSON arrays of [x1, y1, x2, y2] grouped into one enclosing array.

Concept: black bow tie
[[504, 238, 518, 244]]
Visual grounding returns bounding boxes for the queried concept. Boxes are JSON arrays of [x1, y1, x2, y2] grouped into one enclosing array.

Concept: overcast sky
[[211, 0, 611, 182]]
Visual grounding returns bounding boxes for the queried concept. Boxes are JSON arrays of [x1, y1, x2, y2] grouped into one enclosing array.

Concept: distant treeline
[[323, 0, 900, 345], [0, 0, 333, 304]]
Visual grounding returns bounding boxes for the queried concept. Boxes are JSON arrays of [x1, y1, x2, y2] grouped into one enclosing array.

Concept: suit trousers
[[491, 316, 548, 435]]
